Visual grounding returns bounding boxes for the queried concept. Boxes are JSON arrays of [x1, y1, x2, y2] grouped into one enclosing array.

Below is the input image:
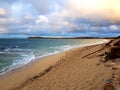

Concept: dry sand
[[0, 41, 118, 90]]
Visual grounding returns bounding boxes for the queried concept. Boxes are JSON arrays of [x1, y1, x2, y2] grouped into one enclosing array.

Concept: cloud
[[30, 0, 54, 14], [0, 8, 7, 16], [36, 15, 49, 24], [29, 0, 120, 25], [0, 0, 120, 37], [0, 18, 8, 25], [109, 25, 120, 32], [24, 15, 32, 20], [61, 0, 120, 23], [0, 26, 8, 34]]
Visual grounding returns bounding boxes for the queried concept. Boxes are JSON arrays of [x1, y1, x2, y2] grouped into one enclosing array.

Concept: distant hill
[[28, 36, 114, 39], [28, 37, 43, 39]]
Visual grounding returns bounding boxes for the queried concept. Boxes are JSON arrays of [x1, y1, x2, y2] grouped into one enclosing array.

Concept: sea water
[[0, 38, 107, 75]]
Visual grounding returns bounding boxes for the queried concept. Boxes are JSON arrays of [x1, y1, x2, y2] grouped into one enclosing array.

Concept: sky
[[0, 0, 120, 38]]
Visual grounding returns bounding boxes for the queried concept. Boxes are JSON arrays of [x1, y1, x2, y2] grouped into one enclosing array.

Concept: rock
[[112, 65, 120, 70], [105, 62, 115, 67], [111, 73, 118, 81], [104, 79, 116, 90], [96, 63, 101, 66]]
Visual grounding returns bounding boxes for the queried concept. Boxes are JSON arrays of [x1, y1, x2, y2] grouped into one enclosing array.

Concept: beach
[[0, 39, 118, 90], [1, 0, 120, 89]]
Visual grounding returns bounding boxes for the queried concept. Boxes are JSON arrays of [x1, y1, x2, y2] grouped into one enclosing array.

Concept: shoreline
[[0, 39, 109, 90], [0, 51, 65, 90], [0, 39, 108, 76]]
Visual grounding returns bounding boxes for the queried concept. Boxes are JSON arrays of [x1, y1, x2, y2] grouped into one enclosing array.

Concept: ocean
[[0, 38, 107, 75]]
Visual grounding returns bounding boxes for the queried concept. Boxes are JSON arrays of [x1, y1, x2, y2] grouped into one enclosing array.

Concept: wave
[[0, 48, 35, 75], [0, 39, 108, 75]]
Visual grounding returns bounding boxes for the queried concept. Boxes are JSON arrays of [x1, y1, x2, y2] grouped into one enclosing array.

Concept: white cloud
[[109, 25, 120, 32], [0, 26, 8, 34], [36, 15, 49, 24], [61, 0, 120, 22], [0, 8, 6, 16], [0, 18, 7, 25]]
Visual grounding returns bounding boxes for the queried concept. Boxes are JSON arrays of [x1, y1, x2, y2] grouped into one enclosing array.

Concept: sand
[[0, 52, 65, 90], [0, 41, 118, 90]]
